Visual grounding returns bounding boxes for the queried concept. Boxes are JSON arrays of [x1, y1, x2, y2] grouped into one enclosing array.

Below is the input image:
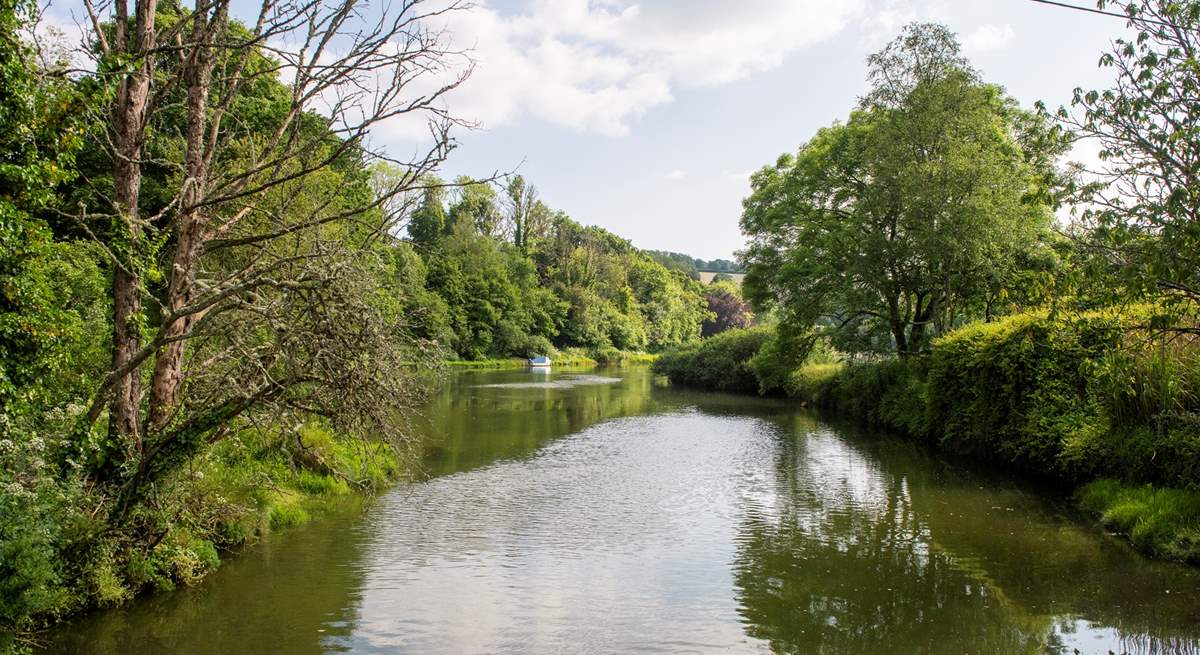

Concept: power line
[[1025, 0, 1187, 30]]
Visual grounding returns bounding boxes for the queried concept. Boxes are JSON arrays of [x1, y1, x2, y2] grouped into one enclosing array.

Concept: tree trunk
[[108, 0, 158, 445], [909, 294, 938, 355], [148, 7, 217, 433], [887, 294, 908, 357]]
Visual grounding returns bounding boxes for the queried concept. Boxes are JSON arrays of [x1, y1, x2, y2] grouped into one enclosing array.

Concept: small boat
[[528, 356, 552, 368]]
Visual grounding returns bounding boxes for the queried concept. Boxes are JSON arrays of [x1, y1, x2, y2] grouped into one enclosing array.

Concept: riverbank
[[1, 425, 410, 654], [653, 311, 1200, 564], [447, 349, 657, 370]]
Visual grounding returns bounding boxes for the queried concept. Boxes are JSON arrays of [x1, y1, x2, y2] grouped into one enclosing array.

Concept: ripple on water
[[342, 411, 779, 654], [38, 369, 1200, 655], [471, 374, 623, 389]]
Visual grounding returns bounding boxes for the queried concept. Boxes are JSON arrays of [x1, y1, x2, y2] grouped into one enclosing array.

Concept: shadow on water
[[39, 366, 1200, 654]]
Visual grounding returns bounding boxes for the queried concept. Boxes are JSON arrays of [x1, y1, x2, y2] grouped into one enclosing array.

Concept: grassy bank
[[1, 425, 409, 652], [1077, 480, 1200, 562], [653, 313, 1200, 563]]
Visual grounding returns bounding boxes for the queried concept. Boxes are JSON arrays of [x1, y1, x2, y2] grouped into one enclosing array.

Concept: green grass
[[266, 494, 311, 530], [446, 358, 531, 369], [1077, 479, 1200, 563]]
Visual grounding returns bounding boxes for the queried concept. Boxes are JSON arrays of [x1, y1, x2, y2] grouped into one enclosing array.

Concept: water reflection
[[40, 368, 1200, 654], [732, 416, 1200, 654], [45, 501, 373, 655], [472, 374, 622, 389]]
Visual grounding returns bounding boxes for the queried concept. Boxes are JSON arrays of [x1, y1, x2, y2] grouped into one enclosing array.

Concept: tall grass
[[1078, 479, 1200, 562]]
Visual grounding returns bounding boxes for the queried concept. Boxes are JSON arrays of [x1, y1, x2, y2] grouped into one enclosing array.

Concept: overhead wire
[[1025, 0, 1190, 30]]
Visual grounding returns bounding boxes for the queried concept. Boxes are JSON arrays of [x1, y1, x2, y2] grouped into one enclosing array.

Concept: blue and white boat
[[528, 356, 552, 368]]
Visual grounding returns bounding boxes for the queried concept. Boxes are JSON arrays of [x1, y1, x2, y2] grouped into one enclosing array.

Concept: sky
[[378, 0, 1127, 261], [46, 0, 1131, 261]]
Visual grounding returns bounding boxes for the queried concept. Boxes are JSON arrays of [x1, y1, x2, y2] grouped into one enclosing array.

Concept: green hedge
[[652, 327, 772, 393], [794, 309, 1200, 489], [925, 312, 1124, 480]]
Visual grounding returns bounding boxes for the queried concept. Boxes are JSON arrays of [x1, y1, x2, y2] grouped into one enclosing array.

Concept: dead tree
[[77, 0, 472, 520]]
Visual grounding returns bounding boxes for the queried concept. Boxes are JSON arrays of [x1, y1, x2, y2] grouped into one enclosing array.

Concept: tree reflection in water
[[730, 415, 1200, 655]]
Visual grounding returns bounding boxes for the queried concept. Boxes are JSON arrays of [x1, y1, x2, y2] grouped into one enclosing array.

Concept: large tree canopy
[[741, 23, 1067, 356]]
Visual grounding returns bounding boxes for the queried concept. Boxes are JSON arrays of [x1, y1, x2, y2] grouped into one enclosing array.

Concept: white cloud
[[861, 0, 919, 46], [962, 23, 1016, 54], [664, 169, 687, 181], [382, 0, 867, 139]]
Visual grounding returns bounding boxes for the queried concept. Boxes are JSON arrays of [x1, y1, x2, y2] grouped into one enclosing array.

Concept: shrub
[[788, 363, 844, 402], [924, 312, 1120, 476], [653, 327, 772, 393], [814, 359, 927, 436], [593, 346, 623, 365]]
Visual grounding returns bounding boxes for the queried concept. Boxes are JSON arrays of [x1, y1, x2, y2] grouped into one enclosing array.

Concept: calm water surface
[[44, 368, 1200, 654]]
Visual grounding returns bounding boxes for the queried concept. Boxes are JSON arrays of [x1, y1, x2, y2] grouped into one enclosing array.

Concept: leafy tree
[[742, 23, 1066, 356], [702, 281, 755, 337], [408, 178, 449, 249], [503, 175, 551, 253], [57, 0, 472, 521], [425, 228, 564, 358], [448, 177, 502, 238], [1055, 0, 1200, 316]]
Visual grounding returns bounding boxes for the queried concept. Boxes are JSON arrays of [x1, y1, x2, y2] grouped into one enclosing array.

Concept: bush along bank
[[653, 312, 1200, 564], [0, 424, 407, 651], [652, 327, 773, 393]]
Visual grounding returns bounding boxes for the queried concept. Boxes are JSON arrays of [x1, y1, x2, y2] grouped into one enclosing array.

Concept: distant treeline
[[645, 250, 743, 275], [399, 175, 719, 360]]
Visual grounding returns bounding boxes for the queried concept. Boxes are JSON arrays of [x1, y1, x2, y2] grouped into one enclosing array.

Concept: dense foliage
[[700, 280, 755, 337], [1057, 1, 1200, 311], [652, 327, 771, 393], [1, 0, 113, 641], [741, 24, 1067, 357], [408, 176, 712, 360], [792, 309, 1197, 485]]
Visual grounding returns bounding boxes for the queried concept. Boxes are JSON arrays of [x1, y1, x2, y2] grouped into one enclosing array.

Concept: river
[[43, 367, 1200, 654]]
